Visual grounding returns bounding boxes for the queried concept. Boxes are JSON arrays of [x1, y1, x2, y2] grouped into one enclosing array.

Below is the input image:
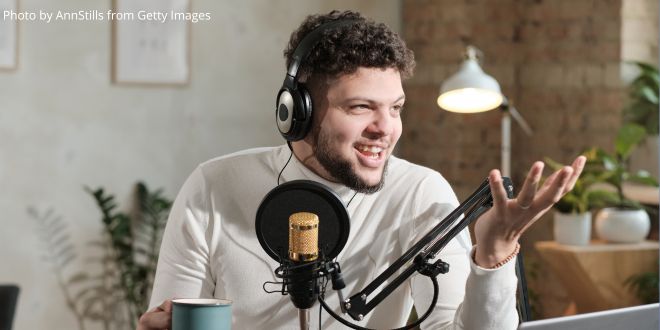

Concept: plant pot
[[595, 208, 650, 243], [554, 211, 591, 246]]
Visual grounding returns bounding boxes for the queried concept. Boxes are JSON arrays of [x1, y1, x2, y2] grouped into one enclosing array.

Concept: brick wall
[[401, 0, 519, 199], [401, 0, 658, 319]]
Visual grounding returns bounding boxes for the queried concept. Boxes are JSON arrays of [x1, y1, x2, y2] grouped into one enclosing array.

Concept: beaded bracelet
[[473, 243, 521, 269]]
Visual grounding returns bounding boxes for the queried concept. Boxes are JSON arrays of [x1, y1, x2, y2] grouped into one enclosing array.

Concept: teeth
[[358, 145, 383, 153], [356, 145, 384, 160]]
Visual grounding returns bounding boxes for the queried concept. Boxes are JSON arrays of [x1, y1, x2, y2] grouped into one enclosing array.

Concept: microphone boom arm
[[342, 177, 514, 321]]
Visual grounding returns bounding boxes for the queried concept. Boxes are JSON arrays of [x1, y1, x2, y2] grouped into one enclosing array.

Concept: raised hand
[[473, 156, 586, 268]]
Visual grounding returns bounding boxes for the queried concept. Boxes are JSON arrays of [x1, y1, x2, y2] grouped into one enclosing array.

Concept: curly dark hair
[[283, 10, 415, 82]]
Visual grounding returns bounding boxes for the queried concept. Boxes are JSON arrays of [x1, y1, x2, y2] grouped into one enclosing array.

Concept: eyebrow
[[344, 94, 406, 104]]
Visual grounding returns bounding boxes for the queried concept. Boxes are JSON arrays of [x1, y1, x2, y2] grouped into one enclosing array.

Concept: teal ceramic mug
[[172, 298, 232, 330]]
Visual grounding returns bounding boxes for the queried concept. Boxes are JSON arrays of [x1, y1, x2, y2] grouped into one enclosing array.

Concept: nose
[[365, 108, 396, 138]]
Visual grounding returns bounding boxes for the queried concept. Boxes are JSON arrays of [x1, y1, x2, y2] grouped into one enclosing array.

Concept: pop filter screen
[[255, 180, 350, 262]]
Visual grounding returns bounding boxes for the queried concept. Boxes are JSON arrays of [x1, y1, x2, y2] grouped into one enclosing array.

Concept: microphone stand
[[298, 309, 310, 330], [261, 177, 516, 329], [328, 177, 514, 326]]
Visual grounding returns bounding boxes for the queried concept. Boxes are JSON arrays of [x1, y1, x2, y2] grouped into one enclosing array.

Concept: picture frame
[[0, 0, 18, 70], [111, 0, 191, 86]]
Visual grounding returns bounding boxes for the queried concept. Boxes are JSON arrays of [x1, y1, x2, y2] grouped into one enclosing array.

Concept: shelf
[[535, 240, 659, 314]]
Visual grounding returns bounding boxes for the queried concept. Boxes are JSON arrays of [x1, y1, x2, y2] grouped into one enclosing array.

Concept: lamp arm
[[504, 103, 533, 136]]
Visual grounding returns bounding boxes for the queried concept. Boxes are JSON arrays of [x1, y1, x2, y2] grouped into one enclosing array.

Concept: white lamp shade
[[437, 58, 503, 113]]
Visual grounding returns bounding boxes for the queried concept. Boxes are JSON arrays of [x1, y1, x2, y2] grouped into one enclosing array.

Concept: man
[[139, 10, 584, 329]]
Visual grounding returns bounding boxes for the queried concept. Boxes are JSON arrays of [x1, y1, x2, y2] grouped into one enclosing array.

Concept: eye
[[348, 104, 371, 114], [351, 104, 370, 110], [392, 104, 404, 113]]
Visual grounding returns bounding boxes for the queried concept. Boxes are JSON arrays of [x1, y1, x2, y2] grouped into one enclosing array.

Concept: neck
[[291, 140, 337, 183]]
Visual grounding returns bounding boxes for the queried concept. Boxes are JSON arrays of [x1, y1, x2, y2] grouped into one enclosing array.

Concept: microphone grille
[[288, 212, 319, 262]]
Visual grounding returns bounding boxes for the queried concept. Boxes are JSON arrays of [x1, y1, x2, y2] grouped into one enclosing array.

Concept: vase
[[554, 211, 592, 246], [595, 208, 650, 243]]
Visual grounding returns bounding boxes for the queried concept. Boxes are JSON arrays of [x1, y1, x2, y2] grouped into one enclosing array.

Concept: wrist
[[473, 242, 520, 269]]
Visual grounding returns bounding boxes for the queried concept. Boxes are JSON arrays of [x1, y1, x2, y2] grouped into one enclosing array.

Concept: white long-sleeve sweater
[[149, 145, 519, 329]]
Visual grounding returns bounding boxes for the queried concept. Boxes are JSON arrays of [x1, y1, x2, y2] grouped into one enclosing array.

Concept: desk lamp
[[438, 45, 533, 177]]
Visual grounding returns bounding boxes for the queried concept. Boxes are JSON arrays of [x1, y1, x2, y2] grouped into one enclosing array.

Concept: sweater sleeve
[[148, 166, 216, 309], [407, 173, 519, 330]]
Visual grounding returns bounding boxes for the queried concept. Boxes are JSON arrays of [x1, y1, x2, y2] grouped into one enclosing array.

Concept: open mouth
[[355, 144, 384, 160]]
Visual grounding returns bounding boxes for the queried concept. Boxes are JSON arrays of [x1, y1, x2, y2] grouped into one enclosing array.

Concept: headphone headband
[[276, 18, 358, 142], [286, 19, 358, 80]]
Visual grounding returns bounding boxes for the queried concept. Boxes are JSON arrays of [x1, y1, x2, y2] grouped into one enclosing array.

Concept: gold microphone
[[288, 212, 319, 262], [287, 212, 319, 330]]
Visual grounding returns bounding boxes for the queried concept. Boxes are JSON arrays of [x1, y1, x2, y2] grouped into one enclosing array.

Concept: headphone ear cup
[[276, 88, 295, 138], [277, 19, 356, 142], [276, 85, 313, 141], [295, 85, 313, 140]]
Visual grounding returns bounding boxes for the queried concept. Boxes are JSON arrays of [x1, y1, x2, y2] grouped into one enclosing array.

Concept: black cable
[[318, 275, 440, 330], [346, 190, 359, 207], [277, 147, 294, 186], [277, 142, 360, 209]]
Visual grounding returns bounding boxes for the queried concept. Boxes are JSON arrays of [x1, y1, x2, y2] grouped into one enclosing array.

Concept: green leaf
[[67, 272, 90, 285], [586, 190, 620, 209], [633, 61, 660, 76], [628, 171, 660, 186], [544, 157, 565, 171], [615, 123, 647, 159], [625, 271, 659, 304], [639, 86, 659, 104], [623, 62, 659, 136], [626, 200, 645, 209]]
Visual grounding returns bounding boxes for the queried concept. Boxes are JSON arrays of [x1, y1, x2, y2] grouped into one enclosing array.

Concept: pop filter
[[255, 180, 350, 262]]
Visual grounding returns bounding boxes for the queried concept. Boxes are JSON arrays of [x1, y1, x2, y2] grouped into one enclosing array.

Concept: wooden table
[[535, 240, 659, 314]]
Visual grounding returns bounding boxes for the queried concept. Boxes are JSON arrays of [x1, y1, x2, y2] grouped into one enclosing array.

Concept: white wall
[[0, 1, 400, 329]]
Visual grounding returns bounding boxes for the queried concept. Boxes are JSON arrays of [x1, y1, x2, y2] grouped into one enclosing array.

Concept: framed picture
[[0, 0, 18, 70], [112, 0, 191, 86]]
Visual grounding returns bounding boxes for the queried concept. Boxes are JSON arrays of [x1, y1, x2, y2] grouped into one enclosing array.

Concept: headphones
[[276, 19, 356, 141]]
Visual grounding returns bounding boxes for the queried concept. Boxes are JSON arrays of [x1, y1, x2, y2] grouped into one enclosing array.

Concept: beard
[[313, 128, 387, 194]]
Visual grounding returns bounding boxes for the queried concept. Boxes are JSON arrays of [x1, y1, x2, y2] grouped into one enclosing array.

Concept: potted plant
[[29, 182, 171, 330], [545, 158, 614, 246], [623, 62, 659, 136], [584, 123, 659, 243], [625, 268, 659, 304], [624, 61, 659, 179]]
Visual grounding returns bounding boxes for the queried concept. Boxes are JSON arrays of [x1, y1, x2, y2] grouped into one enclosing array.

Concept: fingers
[[159, 300, 173, 313], [516, 161, 544, 209], [544, 166, 574, 205], [563, 156, 586, 193], [489, 169, 508, 209], [540, 156, 583, 197], [139, 300, 173, 330], [146, 299, 172, 313], [139, 310, 171, 330]]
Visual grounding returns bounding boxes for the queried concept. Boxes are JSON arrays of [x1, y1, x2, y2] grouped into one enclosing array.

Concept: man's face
[[307, 67, 404, 193]]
